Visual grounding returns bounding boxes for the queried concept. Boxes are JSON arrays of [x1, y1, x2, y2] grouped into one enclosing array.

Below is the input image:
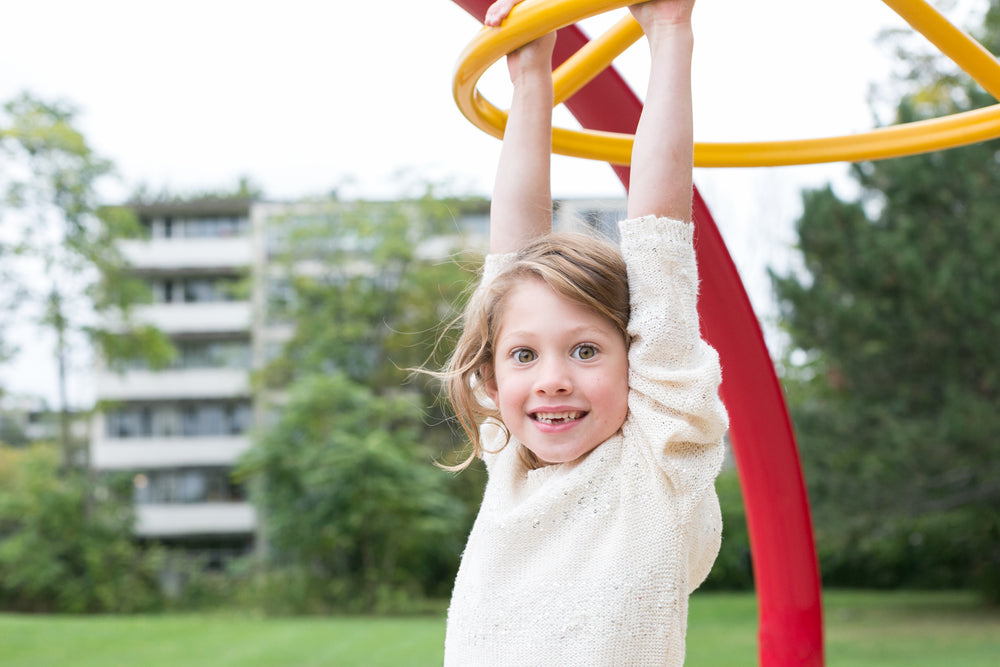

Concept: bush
[[701, 466, 1000, 603], [702, 469, 754, 590], [237, 373, 469, 614], [817, 507, 1000, 602], [0, 444, 165, 613]]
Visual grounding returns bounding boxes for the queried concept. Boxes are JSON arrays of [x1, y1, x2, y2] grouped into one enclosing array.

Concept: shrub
[[0, 444, 165, 613]]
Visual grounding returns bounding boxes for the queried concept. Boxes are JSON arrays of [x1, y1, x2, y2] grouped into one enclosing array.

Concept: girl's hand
[[485, 0, 556, 85], [484, 0, 522, 27], [490, 0, 695, 33], [506, 31, 556, 85], [629, 0, 696, 35]]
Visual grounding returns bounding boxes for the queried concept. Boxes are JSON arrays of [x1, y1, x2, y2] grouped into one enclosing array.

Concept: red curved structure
[[450, 2, 825, 664]]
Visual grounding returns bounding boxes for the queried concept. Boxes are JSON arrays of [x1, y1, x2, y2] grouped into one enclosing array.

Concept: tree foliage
[[238, 374, 467, 612], [240, 190, 488, 611], [0, 92, 172, 462], [0, 445, 164, 612], [772, 2, 1000, 599], [262, 194, 479, 377]]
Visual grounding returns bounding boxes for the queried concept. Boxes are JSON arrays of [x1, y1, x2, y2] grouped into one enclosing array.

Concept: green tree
[[263, 195, 478, 381], [241, 190, 488, 611], [238, 374, 466, 612], [771, 3, 1000, 599], [0, 241, 18, 372], [0, 92, 172, 466], [0, 444, 164, 612]]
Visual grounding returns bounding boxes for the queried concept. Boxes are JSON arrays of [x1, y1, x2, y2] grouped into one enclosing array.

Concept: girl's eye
[[513, 348, 536, 364], [573, 344, 598, 360]]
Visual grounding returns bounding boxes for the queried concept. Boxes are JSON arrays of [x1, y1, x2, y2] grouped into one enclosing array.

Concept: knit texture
[[444, 216, 728, 666]]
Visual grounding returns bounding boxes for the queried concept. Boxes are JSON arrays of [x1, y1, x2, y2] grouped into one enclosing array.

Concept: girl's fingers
[[485, 0, 522, 27]]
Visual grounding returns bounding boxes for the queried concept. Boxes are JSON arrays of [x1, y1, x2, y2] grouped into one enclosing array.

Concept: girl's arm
[[621, 1, 724, 587], [485, 1, 556, 254], [626, 0, 696, 222]]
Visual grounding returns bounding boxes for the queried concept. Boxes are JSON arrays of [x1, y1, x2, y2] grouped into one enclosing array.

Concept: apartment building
[[90, 198, 257, 564]]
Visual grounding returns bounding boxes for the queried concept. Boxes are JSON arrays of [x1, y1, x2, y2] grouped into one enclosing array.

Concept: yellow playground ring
[[452, 0, 1000, 167]]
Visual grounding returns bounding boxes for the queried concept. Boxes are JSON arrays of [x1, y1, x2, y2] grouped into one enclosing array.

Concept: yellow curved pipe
[[452, 0, 1000, 167], [883, 0, 1000, 99], [553, 14, 644, 106]]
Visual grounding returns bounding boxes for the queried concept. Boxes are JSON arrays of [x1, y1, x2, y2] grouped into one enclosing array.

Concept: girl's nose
[[534, 358, 572, 394]]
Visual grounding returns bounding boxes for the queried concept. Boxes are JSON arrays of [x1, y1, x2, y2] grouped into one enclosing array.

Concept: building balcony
[[130, 301, 252, 335], [92, 435, 251, 470], [119, 236, 252, 273], [135, 502, 257, 538], [96, 367, 250, 402]]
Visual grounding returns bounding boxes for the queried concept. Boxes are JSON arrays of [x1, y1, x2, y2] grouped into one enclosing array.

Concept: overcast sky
[[0, 0, 982, 406]]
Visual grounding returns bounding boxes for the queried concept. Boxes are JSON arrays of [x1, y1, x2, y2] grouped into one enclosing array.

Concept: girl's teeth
[[535, 411, 581, 424]]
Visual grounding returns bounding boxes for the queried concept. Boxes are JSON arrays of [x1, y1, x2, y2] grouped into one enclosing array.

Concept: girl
[[443, 1, 728, 664]]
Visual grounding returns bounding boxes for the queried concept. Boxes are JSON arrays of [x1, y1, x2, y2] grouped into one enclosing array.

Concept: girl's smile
[[486, 277, 629, 465], [532, 410, 586, 426]]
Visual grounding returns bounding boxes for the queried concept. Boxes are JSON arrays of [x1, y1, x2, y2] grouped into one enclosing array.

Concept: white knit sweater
[[444, 216, 728, 666]]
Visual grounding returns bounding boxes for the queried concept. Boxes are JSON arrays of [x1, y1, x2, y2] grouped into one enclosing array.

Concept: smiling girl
[[441, 1, 728, 664]]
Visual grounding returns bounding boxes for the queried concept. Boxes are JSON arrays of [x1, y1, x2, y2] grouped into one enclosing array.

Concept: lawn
[[1, 590, 997, 666]]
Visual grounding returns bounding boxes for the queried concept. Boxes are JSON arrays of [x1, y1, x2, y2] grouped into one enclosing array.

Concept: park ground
[[1, 590, 998, 666]]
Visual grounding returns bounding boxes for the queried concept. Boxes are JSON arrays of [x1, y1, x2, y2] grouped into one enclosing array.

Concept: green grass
[[1, 591, 997, 666], [685, 590, 1000, 666]]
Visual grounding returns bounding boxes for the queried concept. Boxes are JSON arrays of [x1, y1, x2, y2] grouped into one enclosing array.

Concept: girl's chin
[[525, 442, 600, 466]]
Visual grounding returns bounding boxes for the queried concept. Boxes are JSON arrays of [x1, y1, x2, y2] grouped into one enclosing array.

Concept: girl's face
[[485, 278, 629, 465]]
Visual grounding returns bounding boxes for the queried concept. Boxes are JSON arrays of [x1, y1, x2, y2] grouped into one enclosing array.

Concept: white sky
[[0, 0, 984, 407]]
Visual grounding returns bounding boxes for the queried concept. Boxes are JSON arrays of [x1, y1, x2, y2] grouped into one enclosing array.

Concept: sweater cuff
[[619, 215, 693, 250], [482, 251, 517, 285]]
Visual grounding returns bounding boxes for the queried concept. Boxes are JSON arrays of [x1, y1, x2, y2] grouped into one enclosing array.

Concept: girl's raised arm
[[485, 1, 556, 254], [626, 0, 696, 222]]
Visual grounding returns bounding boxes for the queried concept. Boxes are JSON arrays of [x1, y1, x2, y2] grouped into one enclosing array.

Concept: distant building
[[0, 396, 89, 448], [90, 198, 256, 566], [554, 197, 628, 240]]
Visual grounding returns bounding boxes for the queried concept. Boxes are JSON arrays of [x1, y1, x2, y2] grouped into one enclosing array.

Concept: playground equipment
[[449, 1, 1000, 665], [455, 0, 1000, 166]]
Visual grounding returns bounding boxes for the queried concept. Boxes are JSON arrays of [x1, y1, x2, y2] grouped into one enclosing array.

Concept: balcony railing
[[92, 435, 251, 470], [135, 502, 257, 537], [129, 301, 252, 335], [96, 368, 250, 402], [119, 236, 252, 272]]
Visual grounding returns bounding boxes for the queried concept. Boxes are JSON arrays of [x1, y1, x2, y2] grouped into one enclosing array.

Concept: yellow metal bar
[[453, 0, 633, 138], [547, 103, 1000, 166], [553, 14, 644, 106], [695, 103, 1000, 167], [453, 0, 1000, 167], [882, 0, 1000, 100]]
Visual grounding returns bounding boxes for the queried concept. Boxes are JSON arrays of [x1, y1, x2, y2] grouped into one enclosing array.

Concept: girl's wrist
[[643, 19, 693, 45], [511, 69, 554, 95]]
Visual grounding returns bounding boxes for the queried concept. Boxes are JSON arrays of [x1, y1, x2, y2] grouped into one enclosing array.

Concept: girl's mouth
[[531, 411, 585, 425]]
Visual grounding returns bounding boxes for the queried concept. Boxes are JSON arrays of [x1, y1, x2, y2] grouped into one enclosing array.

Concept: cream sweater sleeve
[[619, 215, 728, 582]]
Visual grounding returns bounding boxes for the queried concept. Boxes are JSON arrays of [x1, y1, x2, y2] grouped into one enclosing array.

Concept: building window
[[149, 276, 242, 304], [181, 217, 248, 238], [133, 467, 246, 504], [146, 216, 249, 239], [105, 401, 252, 438], [176, 339, 251, 369], [106, 410, 143, 438], [122, 338, 251, 371]]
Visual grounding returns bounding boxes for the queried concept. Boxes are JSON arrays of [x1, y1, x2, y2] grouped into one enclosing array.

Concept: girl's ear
[[482, 366, 499, 404]]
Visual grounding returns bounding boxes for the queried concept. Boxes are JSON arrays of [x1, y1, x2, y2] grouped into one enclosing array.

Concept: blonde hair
[[443, 232, 630, 471]]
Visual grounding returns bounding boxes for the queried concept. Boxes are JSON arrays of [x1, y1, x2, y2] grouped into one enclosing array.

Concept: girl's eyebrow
[[497, 323, 615, 344]]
